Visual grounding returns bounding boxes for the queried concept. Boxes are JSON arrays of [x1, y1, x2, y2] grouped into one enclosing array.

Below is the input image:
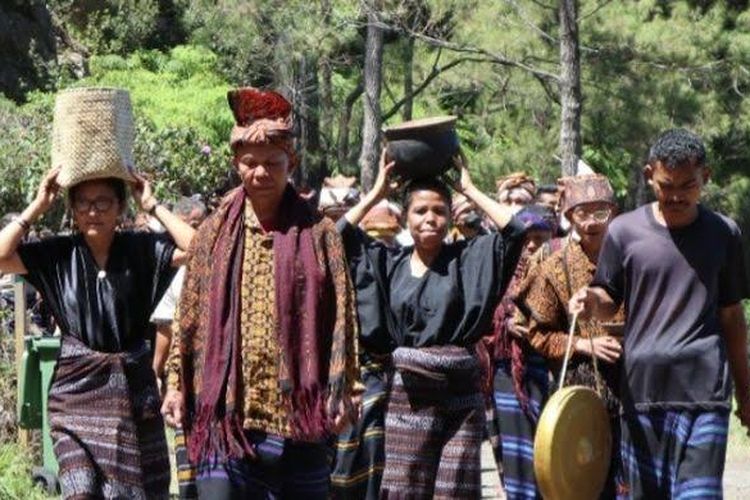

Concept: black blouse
[[338, 218, 525, 353], [18, 231, 177, 352]]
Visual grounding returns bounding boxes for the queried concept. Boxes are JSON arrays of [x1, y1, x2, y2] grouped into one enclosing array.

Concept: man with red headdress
[[161, 88, 360, 499]]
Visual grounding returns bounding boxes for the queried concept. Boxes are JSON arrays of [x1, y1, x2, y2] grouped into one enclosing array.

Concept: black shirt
[[18, 231, 177, 352], [592, 204, 749, 411], [338, 218, 525, 353]]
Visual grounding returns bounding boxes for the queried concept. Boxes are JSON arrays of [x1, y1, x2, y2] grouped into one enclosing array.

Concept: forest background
[[1, 0, 750, 496]]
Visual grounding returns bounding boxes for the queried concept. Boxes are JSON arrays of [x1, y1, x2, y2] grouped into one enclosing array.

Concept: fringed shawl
[[176, 186, 359, 463]]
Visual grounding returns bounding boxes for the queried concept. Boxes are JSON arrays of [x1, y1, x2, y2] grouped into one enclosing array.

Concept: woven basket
[[52, 87, 137, 188]]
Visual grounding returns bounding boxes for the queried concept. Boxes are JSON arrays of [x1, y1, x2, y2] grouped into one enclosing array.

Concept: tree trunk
[[401, 37, 415, 121], [358, 1, 385, 191], [319, 58, 333, 165], [558, 0, 582, 177], [292, 55, 324, 190], [337, 82, 364, 170], [318, 0, 334, 173]]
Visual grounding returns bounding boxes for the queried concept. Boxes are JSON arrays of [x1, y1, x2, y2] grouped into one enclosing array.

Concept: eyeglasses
[[572, 207, 612, 223], [72, 197, 116, 214]]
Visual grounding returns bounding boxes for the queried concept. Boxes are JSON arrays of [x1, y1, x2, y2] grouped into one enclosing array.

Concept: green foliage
[[0, 444, 48, 500], [0, 46, 235, 216], [0, 96, 53, 216], [50, 0, 187, 55]]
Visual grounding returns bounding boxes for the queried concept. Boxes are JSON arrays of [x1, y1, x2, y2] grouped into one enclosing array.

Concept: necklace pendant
[[97, 270, 107, 280]]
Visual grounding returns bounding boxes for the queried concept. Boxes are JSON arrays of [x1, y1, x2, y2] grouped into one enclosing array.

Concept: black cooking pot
[[383, 116, 459, 181]]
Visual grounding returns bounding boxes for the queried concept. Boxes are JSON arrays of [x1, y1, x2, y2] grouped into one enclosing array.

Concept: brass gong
[[533, 385, 612, 500]]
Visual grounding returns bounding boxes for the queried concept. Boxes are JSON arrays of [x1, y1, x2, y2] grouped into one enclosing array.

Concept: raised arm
[[343, 150, 395, 227], [0, 166, 61, 275], [131, 173, 195, 266], [451, 154, 517, 231]]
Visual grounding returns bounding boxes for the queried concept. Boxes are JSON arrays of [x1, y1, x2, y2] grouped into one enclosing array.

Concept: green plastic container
[[17, 335, 61, 493]]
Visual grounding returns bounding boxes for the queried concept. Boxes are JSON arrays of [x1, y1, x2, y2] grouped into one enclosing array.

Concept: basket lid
[[534, 386, 612, 500]]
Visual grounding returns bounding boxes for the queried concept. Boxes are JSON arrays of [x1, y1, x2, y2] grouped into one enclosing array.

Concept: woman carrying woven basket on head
[[338, 151, 525, 499], [0, 164, 195, 497]]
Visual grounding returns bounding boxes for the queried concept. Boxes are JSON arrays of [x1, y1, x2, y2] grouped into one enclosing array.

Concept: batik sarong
[[618, 409, 729, 500], [331, 356, 392, 499], [49, 335, 170, 499], [195, 431, 330, 499], [381, 345, 485, 499], [492, 354, 550, 500]]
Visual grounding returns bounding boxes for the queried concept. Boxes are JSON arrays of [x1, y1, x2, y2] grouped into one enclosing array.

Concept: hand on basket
[[32, 166, 62, 213]]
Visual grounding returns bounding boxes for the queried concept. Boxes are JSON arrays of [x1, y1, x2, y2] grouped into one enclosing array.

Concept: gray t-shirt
[[592, 204, 748, 412]]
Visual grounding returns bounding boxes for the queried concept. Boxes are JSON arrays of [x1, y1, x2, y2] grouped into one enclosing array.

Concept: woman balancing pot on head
[[338, 125, 526, 498], [0, 88, 195, 500]]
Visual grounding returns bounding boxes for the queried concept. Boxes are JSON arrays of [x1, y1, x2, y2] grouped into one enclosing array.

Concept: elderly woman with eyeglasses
[[0, 168, 195, 499]]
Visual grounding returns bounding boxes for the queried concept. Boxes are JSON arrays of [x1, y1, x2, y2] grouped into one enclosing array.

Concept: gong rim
[[534, 386, 612, 500]]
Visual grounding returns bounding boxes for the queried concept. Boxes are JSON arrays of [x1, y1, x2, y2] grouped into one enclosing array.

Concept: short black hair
[[647, 129, 706, 169], [402, 178, 452, 212], [68, 177, 128, 205]]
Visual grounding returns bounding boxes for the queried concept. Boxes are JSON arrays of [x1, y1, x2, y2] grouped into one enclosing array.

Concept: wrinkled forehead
[[235, 143, 289, 162]]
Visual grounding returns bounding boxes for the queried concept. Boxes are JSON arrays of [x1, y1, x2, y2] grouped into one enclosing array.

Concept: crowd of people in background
[[0, 86, 748, 500]]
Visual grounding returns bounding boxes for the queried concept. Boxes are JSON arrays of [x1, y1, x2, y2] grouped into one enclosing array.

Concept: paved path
[[481, 440, 750, 499]]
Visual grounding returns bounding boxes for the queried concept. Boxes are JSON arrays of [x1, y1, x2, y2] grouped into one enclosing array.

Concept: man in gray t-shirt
[[570, 129, 750, 499]]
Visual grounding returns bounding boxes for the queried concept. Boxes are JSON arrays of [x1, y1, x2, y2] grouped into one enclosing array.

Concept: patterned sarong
[[618, 409, 729, 499], [331, 357, 392, 499], [492, 355, 550, 500], [381, 345, 485, 499], [49, 335, 170, 499]]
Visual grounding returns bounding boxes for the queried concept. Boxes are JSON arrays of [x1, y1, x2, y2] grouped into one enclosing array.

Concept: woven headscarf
[[559, 174, 616, 218], [228, 87, 298, 167], [496, 172, 536, 204]]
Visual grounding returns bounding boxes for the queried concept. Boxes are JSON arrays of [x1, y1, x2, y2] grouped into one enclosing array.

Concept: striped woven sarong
[[195, 431, 330, 499], [618, 409, 729, 499], [331, 357, 391, 499], [381, 345, 485, 499], [173, 428, 197, 499], [49, 335, 170, 499], [491, 354, 550, 500]]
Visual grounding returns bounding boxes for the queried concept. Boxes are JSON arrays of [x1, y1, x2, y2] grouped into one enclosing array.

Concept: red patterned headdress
[[227, 88, 295, 159]]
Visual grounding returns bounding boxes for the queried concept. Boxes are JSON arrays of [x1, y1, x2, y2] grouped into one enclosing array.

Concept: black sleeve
[[591, 227, 625, 306], [149, 233, 178, 309], [496, 216, 527, 298], [335, 218, 397, 354], [128, 232, 177, 311], [17, 236, 72, 299], [718, 221, 749, 306]]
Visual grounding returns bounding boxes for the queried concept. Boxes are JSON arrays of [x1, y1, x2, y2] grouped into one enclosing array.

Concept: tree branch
[[363, 19, 561, 83], [381, 54, 495, 121]]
